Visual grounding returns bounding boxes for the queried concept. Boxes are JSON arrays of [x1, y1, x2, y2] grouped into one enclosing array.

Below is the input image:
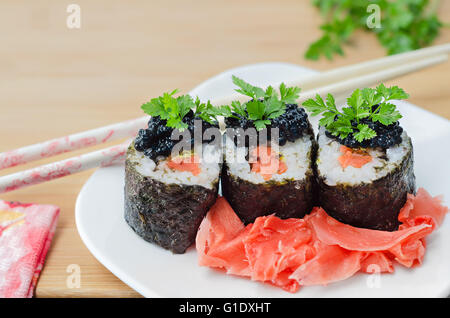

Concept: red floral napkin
[[0, 200, 59, 298]]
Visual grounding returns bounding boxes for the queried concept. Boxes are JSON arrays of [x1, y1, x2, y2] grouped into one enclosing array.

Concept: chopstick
[[211, 43, 450, 105], [288, 42, 450, 92], [0, 116, 148, 170], [0, 142, 129, 193], [299, 54, 448, 102], [0, 44, 448, 193]]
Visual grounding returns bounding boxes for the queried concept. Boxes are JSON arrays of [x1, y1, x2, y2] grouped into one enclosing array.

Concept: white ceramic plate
[[75, 63, 450, 297]]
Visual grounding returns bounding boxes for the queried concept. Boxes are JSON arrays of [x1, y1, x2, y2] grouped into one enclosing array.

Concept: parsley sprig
[[306, 0, 444, 61], [141, 90, 229, 131], [141, 89, 191, 130], [230, 75, 301, 130], [302, 84, 408, 142], [194, 97, 232, 123]]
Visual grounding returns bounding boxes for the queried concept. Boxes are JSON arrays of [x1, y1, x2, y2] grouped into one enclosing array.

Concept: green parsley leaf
[[141, 91, 227, 131], [302, 94, 327, 116], [302, 93, 339, 117], [347, 89, 371, 121], [382, 85, 409, 101], [141, 89, 193, 130], [254, 119, 271, 131], [279, 83, 301, 104], [362, 87, 382, 107], [328, 116, 353, 139], [215, 105, 233, 118], [231, 100, 247, 117], [319, 111, 336, 127], [177, 94, 195, 118], [228, 76, 301, 130], [371, 102, 403, 125], [193, 98, 231, 124], [354, 124, 377, 142], [303, 84, 408, 142], [246, 100, 266, 120], [265, 96, 285, 119], [232, 75, 265, 99], [141, 99, 165, 118]]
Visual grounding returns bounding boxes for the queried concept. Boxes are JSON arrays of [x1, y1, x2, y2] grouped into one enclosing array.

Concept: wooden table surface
[[1, 1, 449, 298]]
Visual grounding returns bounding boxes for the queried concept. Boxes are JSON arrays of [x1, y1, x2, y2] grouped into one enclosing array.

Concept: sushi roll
[[124, 92, 223, 253], [303, 85, 415, 231], [221, 77, 316, 224]]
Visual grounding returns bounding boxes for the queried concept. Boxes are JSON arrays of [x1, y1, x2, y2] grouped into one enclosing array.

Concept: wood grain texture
[[0, 0, 449, 298]]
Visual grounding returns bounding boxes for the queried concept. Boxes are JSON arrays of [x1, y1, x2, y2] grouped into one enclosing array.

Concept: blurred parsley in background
[[306, 0, 446, 60]]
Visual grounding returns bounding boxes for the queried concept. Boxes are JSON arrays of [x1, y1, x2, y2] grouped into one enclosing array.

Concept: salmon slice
[[250, 146, 287, 181], [196, 189, 448, 292], [167, 154, 201, 176], [338, 145, 372, 169]]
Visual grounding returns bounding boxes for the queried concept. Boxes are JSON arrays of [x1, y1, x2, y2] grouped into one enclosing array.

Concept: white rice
[[317, 127, 411, 186], [128, 143, 221, 190], [223, 135, 313, 184]]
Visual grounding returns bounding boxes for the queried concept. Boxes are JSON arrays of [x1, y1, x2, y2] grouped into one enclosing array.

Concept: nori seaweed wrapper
[[221, 168, 315, 224], [221, 133, 317, 224], [124, 145, 219, 254], [317, 137, 416, 231]]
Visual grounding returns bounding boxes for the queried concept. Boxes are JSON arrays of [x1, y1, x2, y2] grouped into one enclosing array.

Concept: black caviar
[[134, 110, 219, 161], [326, 117, 403, 149], [225, 103, 312, 147]]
